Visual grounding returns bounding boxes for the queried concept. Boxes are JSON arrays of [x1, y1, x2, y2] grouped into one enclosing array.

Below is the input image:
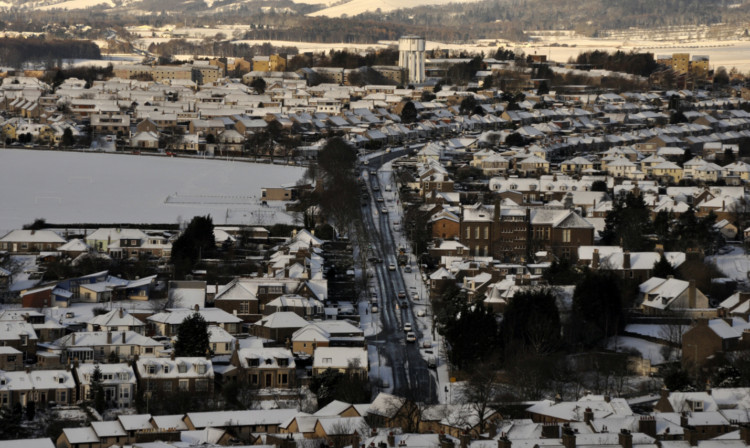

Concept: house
[[312, 347, 368, 378], [291, 320, 365, 356], [639, 276, 710, 316], [86, 308, 146, 335], [526, 394, 634, 423], [251, 311, 310, 343], [230, 342, 296, 388], [681, 318, 750, 367], [135, 356, 214, 396], [183, 409, 298, 439], [0, 229, 66, 253], [74, 363, 137, 408], [0, 369, 75, 408], [0, 347, 23, 371], [147, 307, 243, 336], [53, 331, 162, 363]]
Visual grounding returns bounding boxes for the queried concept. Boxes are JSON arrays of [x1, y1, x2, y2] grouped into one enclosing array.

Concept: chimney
[[459, 432, 471, 448], [684, 426, 698, 446], [107, 331, 112, 344], [541, 424, 559, 439], [583, 407, 594, 424], [72, 333, 76, 345], [623, 251, 631, 270], [706, 380, 712, 395], [388, 433, 395, 448], [170, 351, 176, 360], [592, 249, 600, 269], [494, 199, 501, 222], [638, 416, 656, 438], [618, 429, 632, 448], [680, 411, 689, 428], [561, 426, 576, 448], [352, 432, 360, 448], [119, 308, 124, 318], [122, 331, 126, 344], [194, 304, 200, 312], [740, 425, 750, 445], [688, 280, 696, 309], [497, 434, 511, 448], [604, 395, 611, 403]]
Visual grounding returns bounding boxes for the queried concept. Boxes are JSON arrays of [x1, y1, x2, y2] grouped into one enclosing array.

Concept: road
[[362, 148, 438, 403]]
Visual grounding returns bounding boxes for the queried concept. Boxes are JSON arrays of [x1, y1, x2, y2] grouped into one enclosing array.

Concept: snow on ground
[[35, 0, 114, 11], [307, 0, 484, 18], [368, 344, 394, 393], [0, 149, 305, 235], [707, 252, 750, 282], [1, 299, 162, 328], [7, 255, 40, 291], [606, 335, 673, 366], [624, 323, 687, 340]]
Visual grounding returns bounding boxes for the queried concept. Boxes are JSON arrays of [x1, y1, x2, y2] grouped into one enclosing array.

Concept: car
[[368, 257, 378, 262], [427, 356, 437, 368], [422, 338, 432, 348], [401, 300, 409, 308], [381, 207, 388, 214], [406, 332, 417, 343], [371, 305, 379, 313], [404, 265, 412, 273], [398, 290, 406, 299], [403, 322, 412, 332], [373, 185, 380, 192], [377, 197, 384, 202], [412, 291, 419, 300], [389, 264, 396, 271], [417, 309, 426, 317]]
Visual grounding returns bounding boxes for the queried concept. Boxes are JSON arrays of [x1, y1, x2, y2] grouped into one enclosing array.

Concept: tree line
[[0, 38, 101, 68]]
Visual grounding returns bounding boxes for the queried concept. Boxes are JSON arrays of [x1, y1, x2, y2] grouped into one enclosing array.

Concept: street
[[361, 148, 438, 402]]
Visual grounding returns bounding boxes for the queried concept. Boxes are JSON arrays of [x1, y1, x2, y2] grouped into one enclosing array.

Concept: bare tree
[[460, 365, 499, 434]]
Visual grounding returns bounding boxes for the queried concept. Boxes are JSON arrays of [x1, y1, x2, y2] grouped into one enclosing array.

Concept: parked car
[[389, 264, 396, 271], [404, 265, 412, 273], [398, 290, 406, 299], [403, 322, 412, 332], [406, 332, 416, 343], [427, 356, 437, 368]]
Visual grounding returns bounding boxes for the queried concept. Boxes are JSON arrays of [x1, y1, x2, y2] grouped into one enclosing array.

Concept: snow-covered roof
[[186, 409, 298, 429]]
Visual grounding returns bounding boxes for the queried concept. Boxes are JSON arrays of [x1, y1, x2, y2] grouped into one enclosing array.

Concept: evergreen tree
[[0, 403, 26, 440], [601, 191, 654, 251], [399, 101, 418, 123], [171, 215, 215, 278], [91, 364, 106, 413], [570, 271, 631, 347], [501, 289, 560, 357], [174, 313, 211, 357], [652, 254, 678, 278]]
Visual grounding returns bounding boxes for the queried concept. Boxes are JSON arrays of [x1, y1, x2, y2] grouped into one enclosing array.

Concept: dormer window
[[177, 363, 187, 374], [196, 364, 207, 374], [248, 358, 260, 367], [163, 365, 169, 374], [146, 364, 156, 375]]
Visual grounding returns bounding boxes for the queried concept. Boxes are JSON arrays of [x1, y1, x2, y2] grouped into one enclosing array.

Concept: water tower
[[398, 35, 425, 84]]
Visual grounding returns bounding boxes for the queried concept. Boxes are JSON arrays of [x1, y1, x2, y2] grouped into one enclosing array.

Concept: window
[[196, 379, 209, 392], [178, 363, 187, 373], [562, 229, 571, 243], [178, 380, 189, 391], [465, 227, 470, 239], [279, 374, 288, 384], [483, 227, 489, 239], [163, 365, 169, 374], [196, 364, 207, 374], [146, 365, 156, 375], [251, 374, 258, 385], [474, 227, 480, 239], [163, 381, 172, 392]]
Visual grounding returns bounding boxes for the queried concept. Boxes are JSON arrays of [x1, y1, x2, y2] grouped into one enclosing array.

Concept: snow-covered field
[[307, 0, 483, 18], [0, 149, 305, 235]]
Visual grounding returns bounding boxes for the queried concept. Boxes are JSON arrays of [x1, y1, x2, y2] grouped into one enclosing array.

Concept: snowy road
[[362, 149, 438, 402]]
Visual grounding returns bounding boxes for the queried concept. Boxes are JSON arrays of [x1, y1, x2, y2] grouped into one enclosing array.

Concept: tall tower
[[398, 35, 425, 84]]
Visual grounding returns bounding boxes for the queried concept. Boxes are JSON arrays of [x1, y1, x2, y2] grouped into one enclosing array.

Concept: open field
[[0, 149, 306, 234]]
